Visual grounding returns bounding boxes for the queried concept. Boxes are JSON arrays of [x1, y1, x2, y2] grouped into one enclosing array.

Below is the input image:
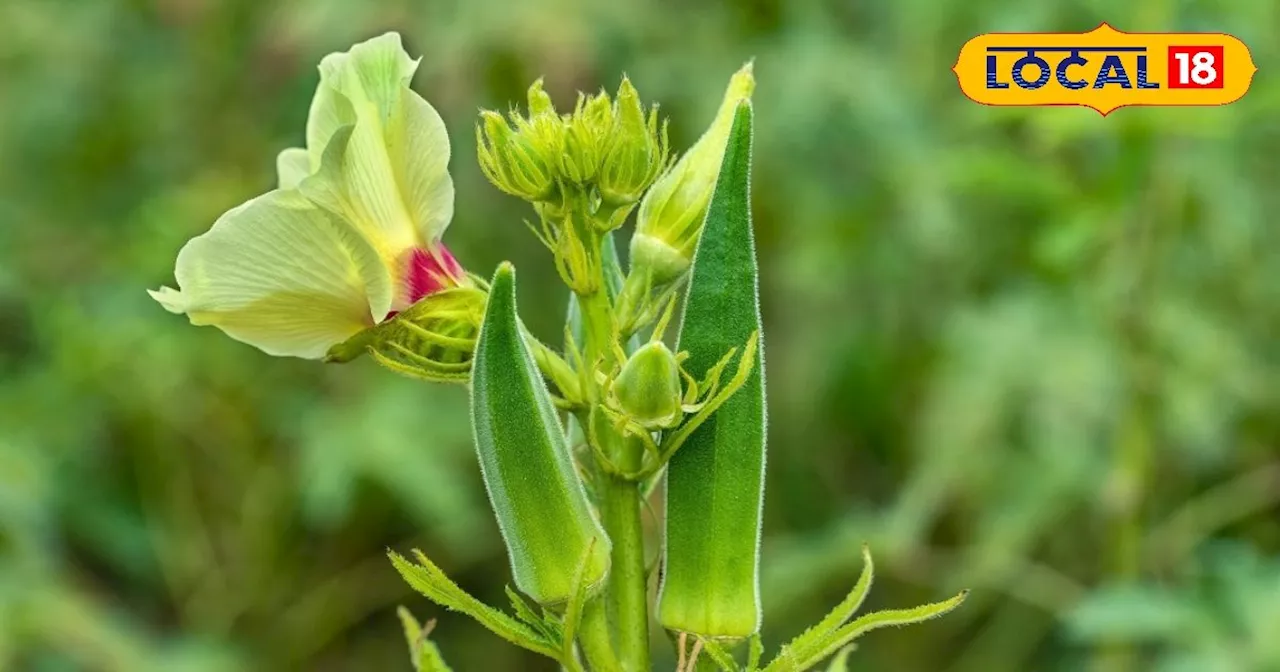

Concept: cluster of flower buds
[[477, 77, 670, 295], [477, 78, 669, 216]]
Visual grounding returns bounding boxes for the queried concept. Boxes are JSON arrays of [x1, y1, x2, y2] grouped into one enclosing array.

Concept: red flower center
[[383, 245, 465, 322]]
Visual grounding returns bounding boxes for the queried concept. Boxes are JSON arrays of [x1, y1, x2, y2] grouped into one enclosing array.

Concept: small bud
[[476, 109, 560, 202], [616, 63, 755, 335], [560, 91, 613, 185], [598, 77, 669, 208], [633, 63, 755, 263], [613, 341, 684, 430]]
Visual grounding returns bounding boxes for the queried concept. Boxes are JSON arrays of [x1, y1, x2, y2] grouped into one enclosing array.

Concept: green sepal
[[324, 286, 486, 384], [471, 262, 611, 606], [658, 101, 766, 639]]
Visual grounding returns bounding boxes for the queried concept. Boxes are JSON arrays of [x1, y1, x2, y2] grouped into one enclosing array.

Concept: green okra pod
[[658, 101, 766, 639], [471, 262, 611, 605]]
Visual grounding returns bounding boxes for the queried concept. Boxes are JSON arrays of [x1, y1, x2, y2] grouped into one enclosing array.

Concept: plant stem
[[598, 473, 651, 672], [574, 244, 651, 672]]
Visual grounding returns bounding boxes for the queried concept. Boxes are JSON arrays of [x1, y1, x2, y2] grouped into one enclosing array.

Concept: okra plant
[[151, 32, 967, 671]]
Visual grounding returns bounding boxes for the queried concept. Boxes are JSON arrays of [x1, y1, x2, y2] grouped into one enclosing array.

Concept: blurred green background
[[3, 0, 1279, 670]]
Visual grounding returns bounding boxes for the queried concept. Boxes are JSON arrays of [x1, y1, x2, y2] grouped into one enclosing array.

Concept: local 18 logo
[[953, 23, 1257, 115]]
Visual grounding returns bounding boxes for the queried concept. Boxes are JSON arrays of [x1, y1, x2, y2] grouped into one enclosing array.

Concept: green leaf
[[768, 545, 874, 669], [659, 101, 766, 639], [698, 638, 741, 671], [505, 587, 564, 645], [389, 550, 560, 660], [397, 606, 454, 672], [766, 591, 969, 672], [746, 635, 764, 672], [472, 263, 611, 605], [559, 539, 599, 670]]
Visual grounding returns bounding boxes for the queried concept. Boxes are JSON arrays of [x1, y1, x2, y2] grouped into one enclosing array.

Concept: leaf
[[659, 101, 766, 638], [698, 638, 741, 671], [397, 607, 453, 672], [746, 635, 764, 672], [505, 587, 563, 644], [560, 538, 599, 670], [767, 591, 969, 672], [471, 263, 611, 605], [768, 545, 874, 670], [389, 550, 560, 660]]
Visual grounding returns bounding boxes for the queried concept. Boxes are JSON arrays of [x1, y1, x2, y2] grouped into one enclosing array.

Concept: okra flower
[[150, 33, 465, 359]]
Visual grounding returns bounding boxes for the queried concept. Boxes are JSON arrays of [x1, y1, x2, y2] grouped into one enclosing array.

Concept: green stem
[[573, 247, 651, 672], [599, 473, 651, 672], [578, 285, 615, 402]]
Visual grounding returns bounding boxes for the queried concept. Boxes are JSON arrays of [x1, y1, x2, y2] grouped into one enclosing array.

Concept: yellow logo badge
[[953, 23, 1257, 115]]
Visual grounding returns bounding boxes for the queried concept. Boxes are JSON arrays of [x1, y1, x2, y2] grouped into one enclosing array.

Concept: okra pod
[[471, 263, 611, 605]]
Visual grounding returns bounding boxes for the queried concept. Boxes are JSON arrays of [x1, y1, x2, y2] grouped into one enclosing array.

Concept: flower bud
[[632, 63, 755, 266], [560, 91, 612, 185], [617, 63, 755, 336], [476, 109, 560, 203], [598, 77, 669, 208], [613, 341, 684, 430]]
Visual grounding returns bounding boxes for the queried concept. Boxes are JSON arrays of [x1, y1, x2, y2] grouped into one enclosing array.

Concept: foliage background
[[2, 0, 1278, 670]]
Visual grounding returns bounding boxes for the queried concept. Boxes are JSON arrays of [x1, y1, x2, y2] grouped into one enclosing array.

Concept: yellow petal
[[300, 31, 454, 258], [150, 190, 393, 359], [389, 91, 454, 243], [276, 147, 310, 190]]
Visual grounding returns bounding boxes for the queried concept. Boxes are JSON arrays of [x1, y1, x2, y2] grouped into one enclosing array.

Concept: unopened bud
[[560, 91, 612, 185], [476, 109, 560, 203], [613, 341, 684, 430], [616, 63, 755, 335], [598, 77, 669, 208], [633, 63, 755, 262]]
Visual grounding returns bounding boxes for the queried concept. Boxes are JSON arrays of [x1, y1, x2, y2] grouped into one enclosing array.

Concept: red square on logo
[[1168, 45, 1225, 88]]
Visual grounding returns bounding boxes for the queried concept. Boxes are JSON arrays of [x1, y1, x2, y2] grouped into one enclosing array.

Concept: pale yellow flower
[[151, 33, 463, 359]]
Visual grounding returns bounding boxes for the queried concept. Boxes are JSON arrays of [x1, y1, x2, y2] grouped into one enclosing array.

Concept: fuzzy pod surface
[[471, 262, 611, 605], [658, 102, 766, 638]]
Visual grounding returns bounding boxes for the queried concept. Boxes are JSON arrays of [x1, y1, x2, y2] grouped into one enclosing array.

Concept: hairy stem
[[573, 242, 651, 671], [598, 473, 651, 672]]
